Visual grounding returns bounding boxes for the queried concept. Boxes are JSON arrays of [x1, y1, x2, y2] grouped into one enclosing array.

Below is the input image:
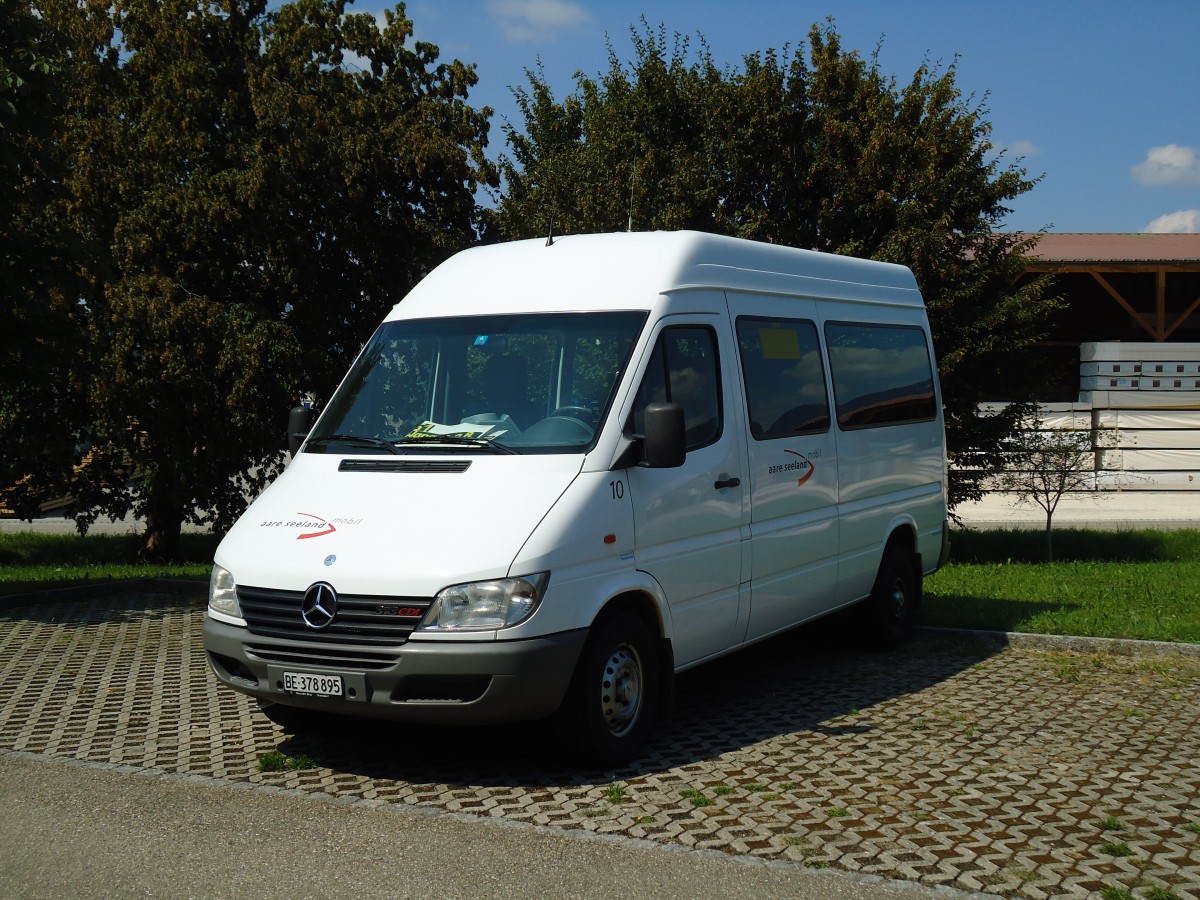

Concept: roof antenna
[[545, 215, 555, 247], [626, 175, 636, 232]]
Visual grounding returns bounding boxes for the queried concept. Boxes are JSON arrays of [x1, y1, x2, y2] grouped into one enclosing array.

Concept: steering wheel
[[549, 405, 595, 424]]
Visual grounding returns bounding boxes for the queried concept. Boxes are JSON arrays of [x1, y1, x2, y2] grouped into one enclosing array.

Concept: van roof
[[390, 231, 923, 318]]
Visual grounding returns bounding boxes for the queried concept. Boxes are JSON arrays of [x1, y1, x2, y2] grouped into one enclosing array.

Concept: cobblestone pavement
[[2, 587, 1198, 899]]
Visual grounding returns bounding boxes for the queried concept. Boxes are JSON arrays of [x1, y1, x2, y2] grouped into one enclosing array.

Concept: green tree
[[0, 0, 90, 518], [494, 21, 1060, 508], [27, 0, 494, 558]]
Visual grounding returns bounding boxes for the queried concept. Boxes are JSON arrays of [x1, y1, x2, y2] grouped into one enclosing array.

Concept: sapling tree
[[994, 403, 1103, 560]]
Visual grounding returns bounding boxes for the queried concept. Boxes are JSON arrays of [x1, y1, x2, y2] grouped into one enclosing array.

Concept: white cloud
[[488, 0, 592, 43], [1132, 144, 1200, 186], [1145, 210, 1200, 233], [1005, 140, 1041, 158]]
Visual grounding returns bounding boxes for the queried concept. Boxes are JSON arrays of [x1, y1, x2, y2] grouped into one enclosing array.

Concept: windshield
[[307, 312, 648, 455]]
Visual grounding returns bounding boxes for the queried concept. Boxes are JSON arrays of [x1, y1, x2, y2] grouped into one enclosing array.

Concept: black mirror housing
[[642, 402, 686, 468], [287, 406, 316, 457]]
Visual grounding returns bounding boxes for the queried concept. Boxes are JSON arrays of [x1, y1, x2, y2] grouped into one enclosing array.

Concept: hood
[[216, 453, 582, 597]]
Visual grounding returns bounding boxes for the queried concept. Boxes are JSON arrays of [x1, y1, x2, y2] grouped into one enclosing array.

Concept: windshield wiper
[[394, 435, 518, 455], [306, 434, 401, 455]]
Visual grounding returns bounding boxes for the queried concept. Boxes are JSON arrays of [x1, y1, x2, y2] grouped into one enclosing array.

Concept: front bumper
[[203, 616, 587, 724]]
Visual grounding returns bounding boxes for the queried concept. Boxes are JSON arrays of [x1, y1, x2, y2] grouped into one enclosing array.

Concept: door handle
[[714, 477, 741, 490]]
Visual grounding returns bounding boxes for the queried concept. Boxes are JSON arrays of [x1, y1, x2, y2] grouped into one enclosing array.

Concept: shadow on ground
[[268, 615, 999, 785]]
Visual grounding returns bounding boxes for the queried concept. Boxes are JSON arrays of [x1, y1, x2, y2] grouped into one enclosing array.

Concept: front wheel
[[562, 611, 659, 767], [863, 544, 919, 651]]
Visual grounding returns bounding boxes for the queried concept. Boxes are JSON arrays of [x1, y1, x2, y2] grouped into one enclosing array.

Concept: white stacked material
[[1095, 409, 1200, 429], [1078, 342, 1200, 401], [980, 362, 1200, 489], [1105, 429, 1200, 450], [1080, 375, 1200, 391], [1081, 341, 1200, 362], [1100, 448, 1200, 470], [1081, 361, 1200, 376], [1079, 391, 1200, 408], [1037, 407, 1094, 430]]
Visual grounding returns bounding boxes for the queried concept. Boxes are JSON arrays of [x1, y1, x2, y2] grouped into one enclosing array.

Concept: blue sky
[[359, 0, 1199, 234]]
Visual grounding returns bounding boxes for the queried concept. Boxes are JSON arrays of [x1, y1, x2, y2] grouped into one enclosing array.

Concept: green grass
[[1143, 888, 1183, 900], [5, 527, 1200, 644], [679, 788, 713, 807], [923, 528, 1200, 643], [0, 531, 217, 595], [604, 784, 627, 804], [256, 750, 316, 773], [946, 528, 1200, 564]]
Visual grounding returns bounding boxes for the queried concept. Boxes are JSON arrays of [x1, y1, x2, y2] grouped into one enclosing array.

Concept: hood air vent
[[338, 459, 472, 474]]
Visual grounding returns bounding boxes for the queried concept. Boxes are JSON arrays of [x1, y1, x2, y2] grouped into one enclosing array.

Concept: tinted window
[[824, 322, 936, 429], [630, 326, 721, 451], [736, 317, 830, 439]]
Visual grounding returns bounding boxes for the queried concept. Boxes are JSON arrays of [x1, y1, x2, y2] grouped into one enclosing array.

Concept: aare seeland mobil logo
[[257, 512, 363, 539], [767, 449, 817, 487]]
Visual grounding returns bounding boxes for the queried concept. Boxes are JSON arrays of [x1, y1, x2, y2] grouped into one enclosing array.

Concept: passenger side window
[[824, 322, 937, 429], [736, 317, 830, 439], [630, 326, 721, 450]]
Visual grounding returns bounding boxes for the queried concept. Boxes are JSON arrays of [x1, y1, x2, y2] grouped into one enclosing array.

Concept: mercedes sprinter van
[[203, 231, 949, 764]]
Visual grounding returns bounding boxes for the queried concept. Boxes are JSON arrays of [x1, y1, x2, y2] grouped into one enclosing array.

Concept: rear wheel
[[863, 544, 919, 650], [563, 611, 659, 767]]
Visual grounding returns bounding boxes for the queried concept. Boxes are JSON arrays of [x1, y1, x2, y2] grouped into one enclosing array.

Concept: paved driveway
[[2, 586, 1198, 899]]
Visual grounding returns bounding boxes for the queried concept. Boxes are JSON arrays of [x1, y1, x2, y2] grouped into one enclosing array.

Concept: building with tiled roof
[[1022, 233, 1200, 267], [1020, 233, 1200, 343], [1015, 233, 1200, 401], [1012, 234, 1200, 491]]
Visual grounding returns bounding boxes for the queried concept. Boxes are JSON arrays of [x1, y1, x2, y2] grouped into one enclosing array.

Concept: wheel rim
[[887, 576, 908, 621], [599, 642, 643, 738]]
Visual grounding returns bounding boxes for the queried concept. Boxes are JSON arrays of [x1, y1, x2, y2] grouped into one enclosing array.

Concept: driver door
[[626, 308, 749, 666]]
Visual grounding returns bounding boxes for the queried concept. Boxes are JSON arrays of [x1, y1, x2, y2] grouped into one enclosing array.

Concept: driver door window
[[630, 326, 721, 451]]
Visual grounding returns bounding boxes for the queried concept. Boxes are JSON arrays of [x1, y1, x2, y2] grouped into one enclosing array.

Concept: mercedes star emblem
[[301, 582, 339, 630]]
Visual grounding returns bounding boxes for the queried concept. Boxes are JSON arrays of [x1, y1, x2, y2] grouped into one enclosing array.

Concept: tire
[[562, 611, 659, 767], [863, 544, 919, 651]]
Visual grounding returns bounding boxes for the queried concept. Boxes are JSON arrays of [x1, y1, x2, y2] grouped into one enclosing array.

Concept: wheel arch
[[590, 588, 676, 720], [881, 519, 922, 608]]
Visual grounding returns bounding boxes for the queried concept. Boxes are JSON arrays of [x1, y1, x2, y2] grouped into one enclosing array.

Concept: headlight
[[208, 564, 241, 618], [420, 573, 549, 632]]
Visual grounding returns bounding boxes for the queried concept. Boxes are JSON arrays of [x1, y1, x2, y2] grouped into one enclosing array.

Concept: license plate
[[282, 671, 343, 698]]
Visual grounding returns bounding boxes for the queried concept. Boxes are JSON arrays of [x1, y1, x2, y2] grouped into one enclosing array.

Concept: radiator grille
[[237, 585, 432, 647]]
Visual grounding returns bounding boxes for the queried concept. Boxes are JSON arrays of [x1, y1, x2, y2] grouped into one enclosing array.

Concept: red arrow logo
[[784, 450, 816, 487], [295, 512, 337, 540]]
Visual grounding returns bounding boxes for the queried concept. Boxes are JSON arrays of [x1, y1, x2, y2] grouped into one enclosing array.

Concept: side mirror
[[642, 402, 685, 468], [287, 406, 316, 457]]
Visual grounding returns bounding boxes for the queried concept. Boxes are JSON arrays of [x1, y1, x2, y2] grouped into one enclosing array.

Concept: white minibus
[[204, 231, 950, 764]]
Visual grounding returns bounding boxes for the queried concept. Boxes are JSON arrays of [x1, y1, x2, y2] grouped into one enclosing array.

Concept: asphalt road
[[0, 751, 952, 900]]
